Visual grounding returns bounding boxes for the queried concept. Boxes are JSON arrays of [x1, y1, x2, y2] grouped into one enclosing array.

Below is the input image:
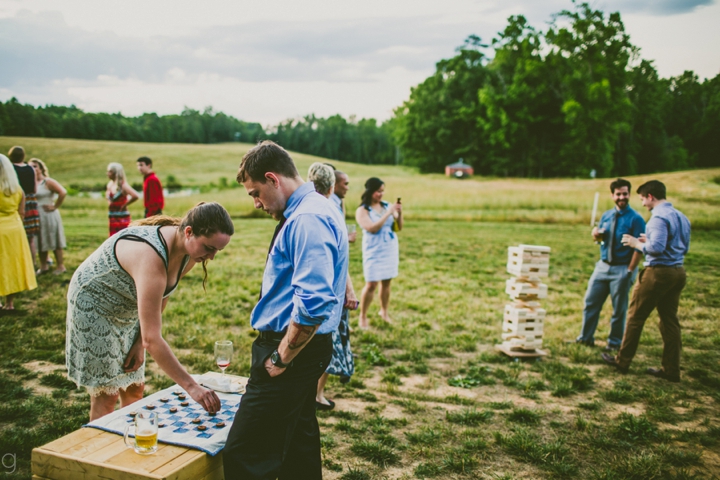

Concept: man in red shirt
[[136, 157, 164, 217]]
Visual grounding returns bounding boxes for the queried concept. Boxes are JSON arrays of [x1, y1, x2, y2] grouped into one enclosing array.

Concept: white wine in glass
[[214, 340, 233, 378]]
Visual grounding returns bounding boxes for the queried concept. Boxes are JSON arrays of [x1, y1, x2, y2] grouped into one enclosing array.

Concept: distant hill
[[2, 136, 719, 229]]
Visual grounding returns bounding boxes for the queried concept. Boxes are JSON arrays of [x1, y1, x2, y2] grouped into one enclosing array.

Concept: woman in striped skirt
[[8, 146, 39, 267], [106, 163, 139, 236]]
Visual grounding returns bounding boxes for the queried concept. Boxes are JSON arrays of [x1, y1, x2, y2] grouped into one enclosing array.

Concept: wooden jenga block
[[517, 244, 551, 253], [501, 337, 543, 351], [505, 279, 548, 299], [502, 320, 543, 337], [504, 305, 546, 322], [512, 299, 542, 309], [507, 260, 549, 278], [508, 246, 551, 264], [502, 332, 542, 342]]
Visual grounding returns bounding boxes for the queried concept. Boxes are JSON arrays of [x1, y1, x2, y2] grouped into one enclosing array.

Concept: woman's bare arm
[[355, 205, 395, 234], [18, 192, 25, 217], [117, 239, 220, 413], [123, 182, 140, 206], [44, 178, 67, 211]]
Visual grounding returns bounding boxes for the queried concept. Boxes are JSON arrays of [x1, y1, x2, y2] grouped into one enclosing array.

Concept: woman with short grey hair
[[307, 162, 335, 196], [307, 161, 357, 410]]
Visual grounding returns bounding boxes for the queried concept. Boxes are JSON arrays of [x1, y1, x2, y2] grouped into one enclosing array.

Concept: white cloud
[[0, 0, 717, 125]]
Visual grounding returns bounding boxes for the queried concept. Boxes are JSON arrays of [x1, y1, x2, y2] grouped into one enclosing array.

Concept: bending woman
[[106, 162, 139, 236], [355, 177, 402, 328], [66, 202, 234, 420]]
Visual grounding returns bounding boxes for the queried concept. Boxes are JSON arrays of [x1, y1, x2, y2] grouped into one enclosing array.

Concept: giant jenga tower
[[501, 245, 551, 351]]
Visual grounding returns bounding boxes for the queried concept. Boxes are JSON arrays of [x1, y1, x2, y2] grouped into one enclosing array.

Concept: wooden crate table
[[32, 374, 247, 480]]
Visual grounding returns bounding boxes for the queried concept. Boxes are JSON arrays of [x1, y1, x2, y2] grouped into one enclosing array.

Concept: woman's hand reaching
[[187, 384, 221, 414]]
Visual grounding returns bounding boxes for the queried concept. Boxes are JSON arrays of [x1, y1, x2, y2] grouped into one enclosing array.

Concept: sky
[[1, 0, 718, 128]]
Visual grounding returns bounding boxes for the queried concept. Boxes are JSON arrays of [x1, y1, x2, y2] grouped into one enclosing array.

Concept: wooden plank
[[495, 345, 549, 358], [61, 430, 122, 458], [81, 436, 128, 462], [199, 466, 224, 480], [105, 443, 187, 473], [151, 449, 205, 476], [40, 428, 105, 454], [154, 451, 222, 480], [32, 448, 163, 480]]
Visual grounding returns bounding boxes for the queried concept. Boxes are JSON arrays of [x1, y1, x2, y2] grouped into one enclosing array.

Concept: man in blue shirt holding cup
[[574, 178, 646, 350], [224, 141, 348, 479]]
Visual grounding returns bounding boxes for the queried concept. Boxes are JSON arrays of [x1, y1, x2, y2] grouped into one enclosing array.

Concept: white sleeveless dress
[[36, 179, 67, 252], [361, 202, 399, 282], [66, 226, 189, 396]]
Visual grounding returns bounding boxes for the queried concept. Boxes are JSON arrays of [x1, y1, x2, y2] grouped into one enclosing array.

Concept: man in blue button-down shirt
[[223, 141, 348, 480], [602, 180, 690, 382], [575, 179, 646, 350]]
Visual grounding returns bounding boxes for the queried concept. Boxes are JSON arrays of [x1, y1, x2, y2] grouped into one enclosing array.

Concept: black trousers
[[223, 333, 332, 480]]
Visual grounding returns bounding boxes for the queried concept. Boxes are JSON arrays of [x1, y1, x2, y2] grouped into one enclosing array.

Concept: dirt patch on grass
[[22, 360, 67, 395]]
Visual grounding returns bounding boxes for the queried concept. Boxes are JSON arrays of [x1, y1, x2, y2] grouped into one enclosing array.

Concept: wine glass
[[214, 340, 233, 379]]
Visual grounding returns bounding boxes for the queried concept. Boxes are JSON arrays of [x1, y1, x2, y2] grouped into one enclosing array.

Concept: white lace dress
[[66, 226, 189, 396]]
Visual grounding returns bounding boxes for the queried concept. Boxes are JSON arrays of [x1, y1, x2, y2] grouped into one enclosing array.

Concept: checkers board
[[85, 375, 243, 456]]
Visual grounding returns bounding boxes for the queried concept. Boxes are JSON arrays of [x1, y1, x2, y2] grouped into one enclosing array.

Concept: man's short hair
[[610, 178, 631, 193], [334, 170, 346, 181], [324, 163, 336, 171], [637, 180, 666, 200], [237, 141, 299, 183], [8, 146, 25, 163], [137, 156, 152, 167]]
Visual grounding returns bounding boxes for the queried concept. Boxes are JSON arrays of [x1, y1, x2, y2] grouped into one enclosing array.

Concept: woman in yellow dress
[[0, 154, 37, 311]]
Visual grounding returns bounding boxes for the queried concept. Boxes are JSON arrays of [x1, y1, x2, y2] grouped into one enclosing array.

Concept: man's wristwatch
[[270, 350, 290, 368]]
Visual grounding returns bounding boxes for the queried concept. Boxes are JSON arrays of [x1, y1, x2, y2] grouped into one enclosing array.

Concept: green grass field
[[2, 136, 720, 228], [1, 137, 719, 479]]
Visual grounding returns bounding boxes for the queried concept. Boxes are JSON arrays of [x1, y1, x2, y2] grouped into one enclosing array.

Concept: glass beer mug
[[124, 410, 158, 455]]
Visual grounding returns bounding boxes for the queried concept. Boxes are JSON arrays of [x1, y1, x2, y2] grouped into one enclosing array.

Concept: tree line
[[1, 2, 718, 176], [0, 102, 265, 145], [266, 114, 397, 165]]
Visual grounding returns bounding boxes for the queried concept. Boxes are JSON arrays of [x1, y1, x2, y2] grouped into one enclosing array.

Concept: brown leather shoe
[[601, 353, 629, 374], [646, 368, 680, 383]]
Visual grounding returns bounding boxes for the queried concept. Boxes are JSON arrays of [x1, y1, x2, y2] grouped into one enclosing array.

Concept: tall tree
[[393, 35, 489, 173], [478, 16, 564, 177], [545, 2, 637, 177]]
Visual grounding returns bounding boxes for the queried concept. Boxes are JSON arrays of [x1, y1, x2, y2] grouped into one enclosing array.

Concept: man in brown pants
[[601, 180, 691, 382]]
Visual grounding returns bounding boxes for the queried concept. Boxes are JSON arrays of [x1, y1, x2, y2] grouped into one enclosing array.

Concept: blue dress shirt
[[330, 193, 343, 213], [598, 206, 646, 265], [251, 182, 349, 335], [642, 202, 691, 266]]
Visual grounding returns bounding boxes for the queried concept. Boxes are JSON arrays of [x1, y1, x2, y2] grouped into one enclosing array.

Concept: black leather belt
[[646, 264, 683, 269], [258, 330, 286, 341]]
